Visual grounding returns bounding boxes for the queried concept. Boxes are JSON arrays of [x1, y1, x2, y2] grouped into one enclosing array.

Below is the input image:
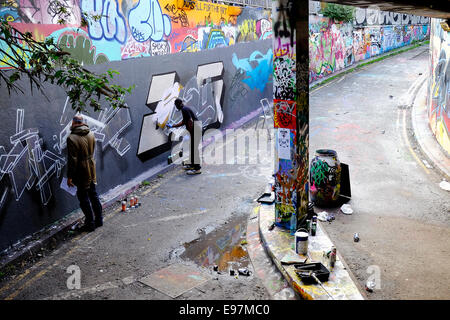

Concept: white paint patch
[[123, 209, 208, 228]]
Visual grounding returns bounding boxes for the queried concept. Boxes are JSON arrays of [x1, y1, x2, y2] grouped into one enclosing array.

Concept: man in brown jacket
[[67, 115, 103, 232]]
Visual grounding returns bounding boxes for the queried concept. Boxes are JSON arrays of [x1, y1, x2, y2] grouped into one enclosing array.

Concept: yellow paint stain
[[217, 245, 247, 271], [227, 6, 242, 17]]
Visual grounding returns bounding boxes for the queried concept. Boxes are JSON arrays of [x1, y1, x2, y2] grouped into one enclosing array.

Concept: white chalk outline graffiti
[[0, 109, 66, 209]]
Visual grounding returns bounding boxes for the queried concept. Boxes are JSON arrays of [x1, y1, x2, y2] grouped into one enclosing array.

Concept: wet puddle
[[180, 214, 251, 273]]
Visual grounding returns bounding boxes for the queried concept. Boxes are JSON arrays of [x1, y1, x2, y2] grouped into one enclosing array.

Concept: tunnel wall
[[427, 19, 450, 155], [309, 2, 431, 84], [0, 1, 273, 253]]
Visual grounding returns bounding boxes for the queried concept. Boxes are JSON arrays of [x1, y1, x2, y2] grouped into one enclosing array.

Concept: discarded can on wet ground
[[134, 196, 139, 206], [238, 268, 251, 276], [329, 246, 337, 268], [121, 201, 126, 212], [366, 279, 376, 292], [354, 233, 360, 242]]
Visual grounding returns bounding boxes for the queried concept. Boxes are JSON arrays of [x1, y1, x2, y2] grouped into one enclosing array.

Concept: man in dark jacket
[[168, 98, 202, 175], [67, 115, 103, 232]]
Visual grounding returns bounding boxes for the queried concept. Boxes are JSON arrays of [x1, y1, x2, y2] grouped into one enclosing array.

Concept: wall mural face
[[0, 0, 272, 68], [428, 19, 450, 154], [309, 12, 430, 84]]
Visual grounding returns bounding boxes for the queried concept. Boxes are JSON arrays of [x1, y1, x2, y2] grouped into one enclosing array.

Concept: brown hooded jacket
[[67, 125, 97, 189]]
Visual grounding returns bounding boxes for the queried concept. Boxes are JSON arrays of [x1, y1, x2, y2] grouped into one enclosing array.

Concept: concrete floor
[[1, 44, 448, 301], [0, 119, 286, 300], [310, 44, 450, 299]]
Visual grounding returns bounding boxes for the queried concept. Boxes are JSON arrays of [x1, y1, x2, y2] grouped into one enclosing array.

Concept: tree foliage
[[321, 3, 355, 23], [0, 4, 133, 112]]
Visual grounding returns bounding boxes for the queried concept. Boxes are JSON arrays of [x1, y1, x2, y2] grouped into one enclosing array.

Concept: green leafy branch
[[0, 12, 133, 112], [321, 3, 355, 23]]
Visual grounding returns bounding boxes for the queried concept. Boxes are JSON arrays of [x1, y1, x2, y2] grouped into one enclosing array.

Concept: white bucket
[[295, 229, 309, 255]]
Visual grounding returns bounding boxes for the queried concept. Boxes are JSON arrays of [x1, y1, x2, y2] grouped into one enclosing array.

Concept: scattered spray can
[[121, 201, 126, 212], [311, 216, 317, 236], [130, 196, 135, 208], [353, 233, 360, 242], [329, 246, 337, 268], [134, 196, 139, 206]]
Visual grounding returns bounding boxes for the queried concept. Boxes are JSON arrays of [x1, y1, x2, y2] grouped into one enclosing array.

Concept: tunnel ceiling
[[321, 0, 450, 19]]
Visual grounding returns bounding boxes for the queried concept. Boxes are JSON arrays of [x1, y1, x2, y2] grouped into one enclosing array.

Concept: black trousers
[[187, 121, 202, 170], [76, 182, 103, 227]]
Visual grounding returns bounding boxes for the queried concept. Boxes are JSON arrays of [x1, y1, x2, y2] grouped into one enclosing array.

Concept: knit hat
[[71, 115, 86, 129]]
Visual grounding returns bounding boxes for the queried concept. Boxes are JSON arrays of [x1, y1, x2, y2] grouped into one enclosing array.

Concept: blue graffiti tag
[[128, 0, 172, 43], [81, 0, 127, 44], [232, 49, 273, 92], [204, 29, 228, 49]]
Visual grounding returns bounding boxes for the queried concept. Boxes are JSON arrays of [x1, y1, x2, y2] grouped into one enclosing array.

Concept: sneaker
[[183, 165, 194, 170], [186, 169, 201, 175], [77, 224, 95, 233], [95, 220, 103, 228]]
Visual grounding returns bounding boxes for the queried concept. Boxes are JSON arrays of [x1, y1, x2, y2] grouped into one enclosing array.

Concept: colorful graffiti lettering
[[309, 14, 430, 83], [164, 2, 188, 28], [81, 0, 127, 44], [128, 0, 171, 42], [121, 37, 150, 59], [58, 30, 109, 65], [274, 99, 296, 130], [428, 19, 450, 154], [232, 49, 273, 92], [0, 1, 272, 66]]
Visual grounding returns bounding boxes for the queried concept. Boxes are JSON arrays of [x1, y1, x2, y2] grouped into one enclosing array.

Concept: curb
[[411, 76, 450, 179], [258, 204, 364, 300]]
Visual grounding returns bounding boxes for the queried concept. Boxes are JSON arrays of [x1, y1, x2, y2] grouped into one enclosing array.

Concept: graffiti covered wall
[[273, 0, 309, 229], [309, 3, 430, 84], [428, 19, 450, 154], [0, 0, 272, 67], [0, 0, 273, 253]]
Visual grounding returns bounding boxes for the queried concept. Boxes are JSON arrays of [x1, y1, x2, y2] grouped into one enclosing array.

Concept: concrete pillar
[[273, 0, 309, 229]]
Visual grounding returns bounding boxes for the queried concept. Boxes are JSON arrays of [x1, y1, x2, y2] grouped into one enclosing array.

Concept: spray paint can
[[130, 196, 135, 207], [134, 196, 139, 206], [311, 216, 317, 236], [329, 246, 337, 268], [121, 201, 126, 212]]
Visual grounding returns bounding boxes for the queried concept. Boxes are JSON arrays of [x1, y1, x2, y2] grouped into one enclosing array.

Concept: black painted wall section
[[0, 39, 272, 252]]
